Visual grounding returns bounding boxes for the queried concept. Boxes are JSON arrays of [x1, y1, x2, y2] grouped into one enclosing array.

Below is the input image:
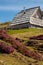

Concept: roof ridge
[[26, 6, 40, 10], [18, 6, 40, 14]]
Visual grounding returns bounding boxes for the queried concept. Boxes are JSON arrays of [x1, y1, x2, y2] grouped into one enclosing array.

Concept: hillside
[[0, 22, 11, 29], [0, 28, 43, 65]]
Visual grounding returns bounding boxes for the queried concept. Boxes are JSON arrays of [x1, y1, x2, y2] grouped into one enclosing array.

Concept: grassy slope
[[8, 28, 43, 51], [8, 28, 43, 40], [0, 28, 43, 65], [8, 28, 43, 34], [0, 22, 11, 28]]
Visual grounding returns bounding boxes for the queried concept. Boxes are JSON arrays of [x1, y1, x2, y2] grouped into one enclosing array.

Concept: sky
[[0, 0, 43, 23]]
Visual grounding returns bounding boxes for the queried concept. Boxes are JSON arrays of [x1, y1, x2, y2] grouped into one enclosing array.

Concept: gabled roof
[[12, 6, 41, 25], [14, 6, 40, 18]]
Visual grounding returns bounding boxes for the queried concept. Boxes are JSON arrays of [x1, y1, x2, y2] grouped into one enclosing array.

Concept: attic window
[[23, 7, 26, 14], [24, 11, 26, 14]]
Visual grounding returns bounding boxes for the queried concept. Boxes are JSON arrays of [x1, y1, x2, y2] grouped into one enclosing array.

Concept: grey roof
[[18, 6, 40, 14], [12, 6, 40, 25]]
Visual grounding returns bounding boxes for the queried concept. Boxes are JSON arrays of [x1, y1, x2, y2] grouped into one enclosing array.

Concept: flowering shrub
[[0, 42, 14, 54], [30, 35, 43, 40], [0, 30, 43, 60]]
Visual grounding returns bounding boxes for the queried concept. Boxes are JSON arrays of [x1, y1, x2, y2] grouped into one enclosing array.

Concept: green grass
[[8, 28, 43, 34], [7, 28, 43, 40]]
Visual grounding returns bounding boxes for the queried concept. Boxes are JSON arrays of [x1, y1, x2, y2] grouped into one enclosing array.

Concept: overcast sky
[[0, 0, 43, 23]]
